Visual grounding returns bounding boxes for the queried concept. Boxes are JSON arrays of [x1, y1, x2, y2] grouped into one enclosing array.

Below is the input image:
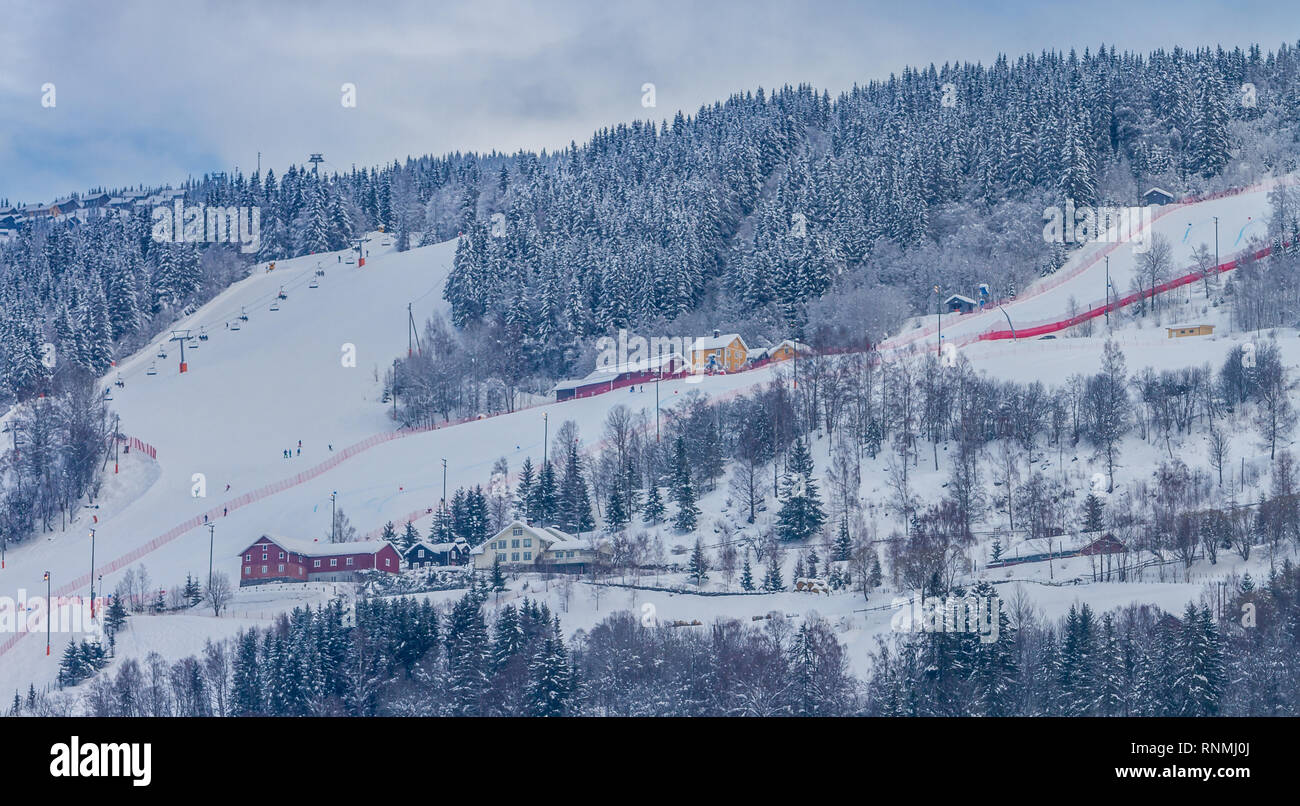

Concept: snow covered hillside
[[5, 172, 1297, 699]]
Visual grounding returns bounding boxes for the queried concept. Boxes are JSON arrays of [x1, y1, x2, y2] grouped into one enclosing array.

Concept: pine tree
[[834, 516, 852, 561], [763, 553, 785, 591], [688, 537, 710, 585], [1082, 493, 1105, 534], [642, 484, 665, 525], [740, 551, 755, 591], [777, 438, 826, 542], [527, 633, 572, 717], [490, 554, 507, 592], [671, 437, 699, 532]]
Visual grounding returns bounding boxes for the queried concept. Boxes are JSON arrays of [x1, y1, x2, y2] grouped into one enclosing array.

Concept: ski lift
[[270, 302, 280, 312], [231, 322, 241, 331], [345, 258, 355, 265], [156, 347, 167, 359], [199, 327, 209, 342], [309, 278, 319, 289], [146, 363, 158, 376], [239, 306, 249, 322], [277, 286, 287, 300], [102, 388, 113, 401]]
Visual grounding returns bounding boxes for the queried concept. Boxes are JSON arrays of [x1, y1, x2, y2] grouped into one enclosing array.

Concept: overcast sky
[[1, 0, 1296, 203]]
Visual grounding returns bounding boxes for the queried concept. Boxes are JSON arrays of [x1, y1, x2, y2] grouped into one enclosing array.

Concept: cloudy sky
[[1, 0, 1296, 203]]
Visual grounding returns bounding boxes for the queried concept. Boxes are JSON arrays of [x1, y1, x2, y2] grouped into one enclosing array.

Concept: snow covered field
[[4, 175, 1298, 697]]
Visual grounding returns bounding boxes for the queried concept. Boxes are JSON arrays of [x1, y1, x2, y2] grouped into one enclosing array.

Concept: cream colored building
[[472, 520, 611, 573]]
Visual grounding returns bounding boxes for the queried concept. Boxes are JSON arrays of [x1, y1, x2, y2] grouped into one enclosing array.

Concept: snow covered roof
[[1165, 322, 1212, 330], [1143, 186, 1175, 199], [774, 339, 812, 353], [594, 351, 685, 376], [692, 333, 746, 351], [407, 540, 464, 555], [255, 534, 393, 558], [944, 294, 978, 306]]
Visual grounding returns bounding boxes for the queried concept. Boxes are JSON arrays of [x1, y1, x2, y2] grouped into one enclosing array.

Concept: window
[[261, 565, 267, 574], [244, 566, 251, 575], [385, 558, 391, 567], [278, 551, 285, 559], [523, 539, 531, 547], [511, 552, 520, 562], [330, 558, 338, 567], [512, 539, 520, 548], [346, 557, 354, 566], [524, 552, 531, 560], [496, 552, 505, 562], [278, 564, 285, 573], [245, 554, 251, 561], [313, 559, 322, 568], [261, 553, 268, 561], [512, 527, 522, 536]]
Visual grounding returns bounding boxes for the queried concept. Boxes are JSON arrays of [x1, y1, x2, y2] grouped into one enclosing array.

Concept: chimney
[[713, 328, 720, 339]]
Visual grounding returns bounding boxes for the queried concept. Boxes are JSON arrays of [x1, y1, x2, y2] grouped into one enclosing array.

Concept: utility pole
[[207, 522, 215, 593], [1104, 255, 1110, 325], [43, 571, 50, 656], [1213, 216, 1220, 269], [407, 302, 422, 357], [89, 528, 96, 619], [655, 375, 660, 442], [441, 458, 448, 509], [113, 414, 120, 474], [392, 359, 398, 419], [543, 413, 548, 468], [330, 491, 338, 543]]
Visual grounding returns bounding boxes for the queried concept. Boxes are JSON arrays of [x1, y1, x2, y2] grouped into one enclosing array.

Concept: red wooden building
[[239, 534, 401, 586]]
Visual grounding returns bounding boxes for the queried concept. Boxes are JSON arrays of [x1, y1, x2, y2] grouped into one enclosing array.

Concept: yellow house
[[472, 520, 611, 573], [1166, 323, 1214, 339], [690, 331, 748, 373], [767, 339, 811, 363]]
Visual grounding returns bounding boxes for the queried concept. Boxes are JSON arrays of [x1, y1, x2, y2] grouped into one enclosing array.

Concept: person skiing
[[298, 440, 302, 449], [225, 483, 231, 492], [204, 514, 209, 524], [296, 447, 301, 456], [223, 507, 228, 517], [328, 444, 333, 451]]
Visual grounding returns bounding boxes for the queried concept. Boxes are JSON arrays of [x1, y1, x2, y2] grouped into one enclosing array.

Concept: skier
[[296, 447, 301, 456], [328, 444, 333, 451], [298, 440, 302, 448], [204, 514, 209, 524], [223, 507, 228, 517], [225, 483, 230, 492]]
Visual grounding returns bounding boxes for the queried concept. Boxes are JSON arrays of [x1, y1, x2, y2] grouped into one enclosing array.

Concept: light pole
[[441, 458, 448, 509], [542, 413, 548, 468], [1213, 216, 1219, 268], [1104, 255, 1110, 325], [206, 522, 215, 592], [89, 528, 96, 619], [43, 571, 50, 656], [392, 359, 398, 420], [330, 491, 338, 543]]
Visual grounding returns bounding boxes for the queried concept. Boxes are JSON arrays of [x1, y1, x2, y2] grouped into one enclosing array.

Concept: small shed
[[1079, 534, 1126, 556], [1166, 323, 1214, 339], [1142, 187, 1176, 206], [943, 294, 978, 314]]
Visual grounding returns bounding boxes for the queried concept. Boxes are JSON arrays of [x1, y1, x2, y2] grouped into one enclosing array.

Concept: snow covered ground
[[5, 174, 1298, 696]]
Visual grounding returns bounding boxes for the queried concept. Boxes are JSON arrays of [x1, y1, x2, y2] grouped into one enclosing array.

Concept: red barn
[[1079, 533, 1126, 556], [239, 534, 401, 586]]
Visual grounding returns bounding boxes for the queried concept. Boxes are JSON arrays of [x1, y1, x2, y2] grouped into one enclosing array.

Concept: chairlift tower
[[309, 153, 324, 175], [169, 329, 192, 373]]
